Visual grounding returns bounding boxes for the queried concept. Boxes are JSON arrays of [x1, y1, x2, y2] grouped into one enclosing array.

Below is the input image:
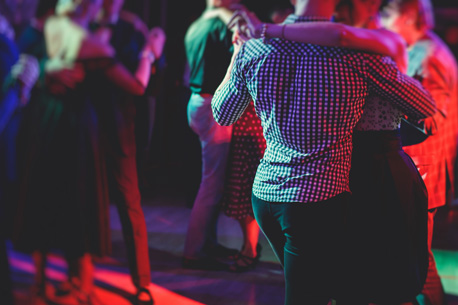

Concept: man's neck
[[294, 1, 334, 19]]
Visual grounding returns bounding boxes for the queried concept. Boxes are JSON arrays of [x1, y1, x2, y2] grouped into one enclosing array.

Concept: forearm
[[134, 53, 154, 88], [212, 81, 250, 126], [397, 75, 436, 119], [265, 22, 344, 46], [106, 49, 155, 96], [380, 73, 435, 119], [368, 56, 436, 119], [212, 61, 251, 126], [265, 23, 404, 66]]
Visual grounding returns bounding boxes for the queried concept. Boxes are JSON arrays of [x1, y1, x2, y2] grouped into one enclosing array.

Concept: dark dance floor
[[8, 184, 458, 305]]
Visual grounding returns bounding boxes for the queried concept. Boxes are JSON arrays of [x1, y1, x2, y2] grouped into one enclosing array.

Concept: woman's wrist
[[258, 23, 284, 40], [139, 49, 156, 63]]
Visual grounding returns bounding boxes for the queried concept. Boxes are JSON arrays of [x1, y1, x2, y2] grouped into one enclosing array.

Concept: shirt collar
[[283, 14, 331, 24]]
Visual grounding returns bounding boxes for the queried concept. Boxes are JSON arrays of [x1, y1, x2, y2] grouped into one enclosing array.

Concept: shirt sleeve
[[364, 53, 436, 120], [211, 45, 252, 126]]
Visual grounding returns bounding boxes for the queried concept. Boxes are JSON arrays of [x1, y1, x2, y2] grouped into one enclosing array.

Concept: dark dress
[[345, 130, 429, 303], [221, 102, 266, 219], [14, 58, 113, 258]]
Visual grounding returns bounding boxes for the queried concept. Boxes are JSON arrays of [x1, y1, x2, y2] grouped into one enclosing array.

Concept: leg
[[251, 194, 286, 266], [183, 93, 232, 259], [30, 250, 48, 305], [55, 254, 79, 296], [0, 238, 14, 305], [32, 250, 47, 293], [228, 215, 261, 272], [281, 194, 347, 305], [64, 253, 95, 303], [77, 253, 94, 297], [418, 209, 445, 305], [112, 152, 151, 289], [238, 215, 260, 258]]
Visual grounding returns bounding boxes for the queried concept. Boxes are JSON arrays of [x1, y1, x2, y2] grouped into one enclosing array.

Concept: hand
[[228, 9, 262, 39], [146, 27, 166, 59], [10, 54, 39, 89], [45, 64, 85, 95], [10, 54, 40, 107], [232, 30, 247, 53], [421, 117, 437, 135]]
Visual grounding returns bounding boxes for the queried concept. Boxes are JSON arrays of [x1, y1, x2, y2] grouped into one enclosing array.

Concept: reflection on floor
[[8, 188, 458, 305]]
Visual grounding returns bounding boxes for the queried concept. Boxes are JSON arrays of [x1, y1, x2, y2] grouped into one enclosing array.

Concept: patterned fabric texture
[[212, 15, 435, 203], [403, 32, 458, 209], [221, 102, 266, 219], [354, 94, 404, 131]]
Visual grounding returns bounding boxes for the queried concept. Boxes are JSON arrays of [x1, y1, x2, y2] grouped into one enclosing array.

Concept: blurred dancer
[[92, 0, 165, 303], [182, 0, 241, 270], [0, 20, 38, 304], [384, 1, 458, 304], [13, 0, 163, 304]]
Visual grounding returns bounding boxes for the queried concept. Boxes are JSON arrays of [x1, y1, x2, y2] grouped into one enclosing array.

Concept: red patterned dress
[[221, 102, 266, 219]]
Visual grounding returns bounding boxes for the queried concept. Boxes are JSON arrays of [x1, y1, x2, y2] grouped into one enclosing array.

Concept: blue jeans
[[252, 193, 348, 305], [183, 93, 232, 259]]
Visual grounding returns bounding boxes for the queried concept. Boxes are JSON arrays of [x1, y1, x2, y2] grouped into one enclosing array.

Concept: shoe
[[69, 287, 99, 305], [55, 280, 73, 296], [205, 243, 239, 260], [182, 257, 230, 271], [30, 283, 52, 305], [134, 287, 154, 305], [229, 243, 262, 273], [30, 294, 48, 305]]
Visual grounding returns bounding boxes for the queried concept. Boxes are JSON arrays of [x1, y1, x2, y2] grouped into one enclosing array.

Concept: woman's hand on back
[[146, 27, 166, 60]]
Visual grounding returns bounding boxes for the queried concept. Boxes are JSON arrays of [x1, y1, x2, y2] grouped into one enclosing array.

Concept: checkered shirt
[[212, 15, 436, 203]]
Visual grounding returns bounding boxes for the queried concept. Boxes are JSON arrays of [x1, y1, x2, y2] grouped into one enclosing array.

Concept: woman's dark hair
[[35, 0, 58, 18]]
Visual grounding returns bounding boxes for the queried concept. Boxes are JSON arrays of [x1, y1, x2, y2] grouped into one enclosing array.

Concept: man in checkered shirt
[[212, 0, 435, 303]]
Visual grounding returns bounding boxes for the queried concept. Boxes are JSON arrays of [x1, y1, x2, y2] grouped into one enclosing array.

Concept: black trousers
[[252, 193, 348, 305]]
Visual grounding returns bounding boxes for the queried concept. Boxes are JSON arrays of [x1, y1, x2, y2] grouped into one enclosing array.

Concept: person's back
[[182, 2, 242, 271], [185, 13, 233, 95], [234, 16, 369, 203], [215, 14, 433, 203]]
